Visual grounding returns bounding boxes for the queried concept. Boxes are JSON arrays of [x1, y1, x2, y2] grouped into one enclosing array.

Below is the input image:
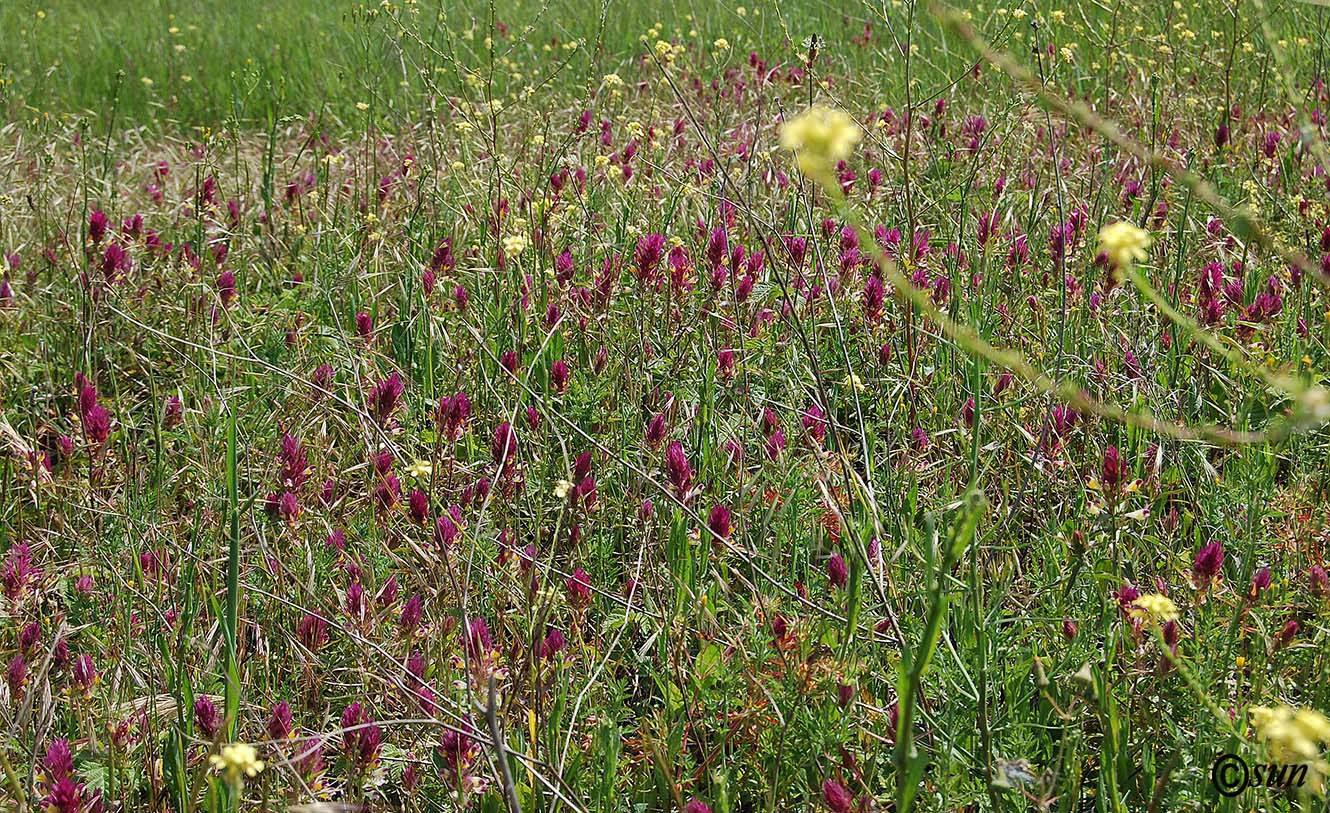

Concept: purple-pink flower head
[[645, 412, 668, 447], [277, 491, 301, 523], [634, 233, 666, 283], [43, 739, 74, 782], [372, 474, 401, 512], [279, 433, 309, 491], [1100, 445, 1128, 492], [297, 613, 329, 651], [367, 373, 404, 427], [500, 350, 520, 376], [18, 621, 39, 654], [88, 209, 109, 244], [72, 654, 97, 692], [550, 358, 570, 393], [75, 374, 97, 415], [567, 567, 592, 609], [664, 441, 693, 499], [717, 348, 736, 379], [827, 552, 849, 589], [802, 403, 827, 444], [345, 582, 365, 622], [267, 701, 295, 741], [491, 422, 519, 472], [976, 210, 998, 246], [2, 543, 39, 601], [83, 404, 111, 447], [555, 248, 575, 284], [573, 451, 594, 483], [100, 242, 130, 282], [162, 395, 183, 429], [376, 575, 398, 609], [438, 725, 479, 779], [1250, 565, 1272, 600], [7, 654, 27, 696], [707, 504, 732, 543], [43, 776, 98, 813], [822, 778, 854, 813], [400, 594, 424, 636], [540, 626, 566, 660], [1113, 582, 1142, 619], [1309, 565, 1330, 597], [312, 364, 334, 393], [1192, 540, 1223, 589], [863, 273, 885, 322], [194, 694, 221, 739], [408, 489, 430, 523], [216, 269, 237, 305], [340, 702, 383, 770], [436, 391, 471, 440], [465, 617, 494, 659], [434, 513, 460, 550], [1275, 618, 1299, 648], [705, 226, 728, 269]]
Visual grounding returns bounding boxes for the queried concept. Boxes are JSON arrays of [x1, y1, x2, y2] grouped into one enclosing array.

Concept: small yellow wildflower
[[1251, 705, 1330, 763], [209, 743, 265, 788], [1097, 221, 1152, 270], [779, 106, 862, 188], [1130, 593, 1179, 626], [502, 233, 530, 256], [406, 459, 432, 479]]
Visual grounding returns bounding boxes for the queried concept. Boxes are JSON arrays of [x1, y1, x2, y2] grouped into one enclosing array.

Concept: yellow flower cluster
[[210, 743, 265, 788], [1130, 593, 1179, 626], [502, 233, 530, 256], [1250, 705, 1330, 764], [779, 106, 862, 189], [1097, 221, 1152, 271]]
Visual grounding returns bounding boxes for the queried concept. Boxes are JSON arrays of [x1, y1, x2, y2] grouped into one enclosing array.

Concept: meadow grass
[[2, 1, 1330, 812]]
